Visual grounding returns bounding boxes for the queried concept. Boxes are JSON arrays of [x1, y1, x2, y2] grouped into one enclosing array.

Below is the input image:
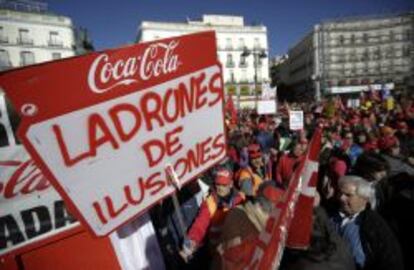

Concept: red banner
[[286, 128, 322, 248]]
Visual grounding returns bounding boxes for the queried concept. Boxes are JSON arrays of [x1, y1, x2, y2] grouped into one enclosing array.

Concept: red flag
[[228, 128, 322, 269], [225, 94, 238, 124], [286, 128, 322, 248]]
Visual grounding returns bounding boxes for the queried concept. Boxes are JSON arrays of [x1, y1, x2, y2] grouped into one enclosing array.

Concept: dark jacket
[[282, 207, 355, 270], [358, 208, 404, 270]]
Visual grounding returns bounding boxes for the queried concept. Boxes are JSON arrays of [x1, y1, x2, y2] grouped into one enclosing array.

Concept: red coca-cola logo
[[87, 40, 181, 94], [0, 160, 51, 200]]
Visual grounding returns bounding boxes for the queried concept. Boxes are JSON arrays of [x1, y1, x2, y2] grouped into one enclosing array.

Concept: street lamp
[[241, 48, 267, 109]]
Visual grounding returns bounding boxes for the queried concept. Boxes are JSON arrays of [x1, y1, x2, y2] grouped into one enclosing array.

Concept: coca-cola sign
[[0, 31, 222, 237], [87, 40, 181, 94], [0, 159, 50, 201], [0, 146, 79, 257]]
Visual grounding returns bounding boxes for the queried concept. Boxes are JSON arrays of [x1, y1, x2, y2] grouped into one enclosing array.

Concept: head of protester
[[248, 143, 264, 172], [214, 168, 234, 198], [234, 144, 265, 197], [337, 175, 375, 216]]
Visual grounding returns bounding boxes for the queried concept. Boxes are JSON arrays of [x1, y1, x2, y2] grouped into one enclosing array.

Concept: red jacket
[[275, 153, 304, 188], [187, 191, 245, 246]]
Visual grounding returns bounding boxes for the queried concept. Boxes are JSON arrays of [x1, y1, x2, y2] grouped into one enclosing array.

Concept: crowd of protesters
[[149, 89, 414, 270]]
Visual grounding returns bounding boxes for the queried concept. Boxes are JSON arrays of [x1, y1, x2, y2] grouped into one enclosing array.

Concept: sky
[[47, 0, 414, 56]]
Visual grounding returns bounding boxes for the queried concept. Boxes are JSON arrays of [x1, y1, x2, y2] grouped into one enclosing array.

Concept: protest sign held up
[[0, 31, 227, 237]]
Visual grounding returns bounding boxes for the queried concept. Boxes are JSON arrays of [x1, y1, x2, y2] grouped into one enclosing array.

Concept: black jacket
[[358, 208, 404, 270]]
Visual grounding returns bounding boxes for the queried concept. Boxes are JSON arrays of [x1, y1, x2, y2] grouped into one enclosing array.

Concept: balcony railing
[[0, 36, 9, 43], [0, 61, 12, 71], [48, 39, 63, 47], [239, 62, 248, 68], [226, 61, 235, 68], [17, 37, 33, 45]]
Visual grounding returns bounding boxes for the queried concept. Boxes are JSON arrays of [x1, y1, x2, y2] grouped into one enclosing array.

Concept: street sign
[[0, 31, 227, 236]]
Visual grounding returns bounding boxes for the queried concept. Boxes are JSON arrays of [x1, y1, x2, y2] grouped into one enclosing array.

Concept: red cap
[[262, 185, 284, 203], [248, 144, 262, 159], [215, 168, 233, 185]]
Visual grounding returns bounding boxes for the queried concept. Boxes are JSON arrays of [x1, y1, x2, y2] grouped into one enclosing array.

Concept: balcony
[[226, 61, 235, 68], [0, 61, 12, 71], [48, 39, 63, 47], [254, 44, 262, 50], [0, 35, 9, 43], [17, 37, 33, 45], [239, 61, 248, 68]]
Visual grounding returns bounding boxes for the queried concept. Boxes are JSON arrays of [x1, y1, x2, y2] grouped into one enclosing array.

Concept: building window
[[0, 49, 11, 69], [349, 51, 356, 62], [374, 47, 381, 60], [18, 29, 33, 45], [52, 52, 62, 60], [241, 69, 247, 83], [386, 47, 394, 58], [239, 55, 247, 67], [363, 33, 369, 43], [389, 30, 394, 41], [350, 34, 355, 44], [20, 51, 35, 66], [225, 38, 232, 50], [362, 49, 369, 61], [238, 38, 245, 49], [405, 29, 411, 41], [229, 71, 235, 83], [49, 31, 63, 47], [226, 53, 234, 67], [254, 56, 263, 67], [402, 46, 411, 57], [0, 27, 8, 43], [339, 35, 345, 45], [254, 38, 261, 49]]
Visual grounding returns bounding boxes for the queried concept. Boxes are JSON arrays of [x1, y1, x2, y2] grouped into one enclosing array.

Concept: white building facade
[[0, 1, 76, 71], [285, 12, 414, 100], [137, 15, 270, 98]]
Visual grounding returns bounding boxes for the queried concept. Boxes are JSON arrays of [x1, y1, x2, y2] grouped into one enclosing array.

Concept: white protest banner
[[289, 110, 304, 131], [257, 100, 277, 115], [0, 93, 80, 258], [0, 31, 226, 237]]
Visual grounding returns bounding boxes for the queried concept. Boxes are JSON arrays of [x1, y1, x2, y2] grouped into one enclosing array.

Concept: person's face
[[372, 170, 387, 181], [408, 156, 414, 166], [344, 133, 354, 145], [251, 157, 263, 170], [357, 134, 367, 144], [339, 182, 368, 216], [293, 144, 305, 157], [216, 183, 232, 197]]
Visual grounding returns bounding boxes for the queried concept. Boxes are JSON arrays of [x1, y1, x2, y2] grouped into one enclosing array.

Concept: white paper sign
[[289, 110, 304, 130], [257, 100, 277, 115]]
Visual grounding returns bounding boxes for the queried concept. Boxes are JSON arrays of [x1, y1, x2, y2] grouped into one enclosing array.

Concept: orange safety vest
[[205, 192, 245, 245], [235, 167, 263, 196]]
